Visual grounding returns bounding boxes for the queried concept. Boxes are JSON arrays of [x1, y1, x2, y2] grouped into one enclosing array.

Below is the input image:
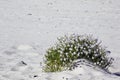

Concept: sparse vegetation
[[44, 34, 113, 72]]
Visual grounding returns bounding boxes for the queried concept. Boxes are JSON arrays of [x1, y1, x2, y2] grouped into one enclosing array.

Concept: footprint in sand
[[4, 50, 16, 55], [17, 44, 33, 51], [11, 61, 28, 71], [16, 44, 40, 57]]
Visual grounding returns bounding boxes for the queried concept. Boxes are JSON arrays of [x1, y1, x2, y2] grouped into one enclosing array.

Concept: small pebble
[[21, 61, 27, 65], [28, 13, 32, 15], [34, 75, 38, 77]]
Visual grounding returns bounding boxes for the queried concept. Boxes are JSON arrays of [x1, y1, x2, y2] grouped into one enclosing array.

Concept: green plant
[[44, 34, 113, 72]]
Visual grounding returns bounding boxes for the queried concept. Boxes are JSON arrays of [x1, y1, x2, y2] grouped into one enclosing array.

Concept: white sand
[[0, 0, 120, 80]]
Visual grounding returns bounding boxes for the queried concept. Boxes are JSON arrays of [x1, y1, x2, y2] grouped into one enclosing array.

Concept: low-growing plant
[[44, 34, 113, 72]]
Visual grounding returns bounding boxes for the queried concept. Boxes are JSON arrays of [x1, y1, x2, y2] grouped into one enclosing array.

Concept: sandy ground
[[0, 0, 120, 80]]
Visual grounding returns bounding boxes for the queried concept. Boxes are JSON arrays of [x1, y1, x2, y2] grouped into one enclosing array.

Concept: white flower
[[54, 65, 57, 68], [81, 52, 83, 54], [69, 48, 72, 51], [77, 53, 79, 56], [65, 52, 68, 55], [60, 58, 63, 61], [67, 44, 70, 47], [73, 52, 76, 55], [96, 49, 99, 51], [59, 51, 63, 54], [74, 46, 77, 49], [97, 62, 99, 64], [101, 61, 103, 63], [94, 54, 98, 57], [71, 45, 73, 47], [92, 56, 94, 59], [61, 48, 64, 51], [83, 47, 86, 50], [85, 51, 88, 55], [94, 63, 97, 65], [88, 49, 91, 52], [80, 46, 83, 49], [94, 51, 96, 53], [64, 58, 66, 61], [91, 45, 95, 48]]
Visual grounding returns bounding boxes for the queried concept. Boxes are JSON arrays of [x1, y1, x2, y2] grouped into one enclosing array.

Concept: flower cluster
[[44, 34, 113, 72]]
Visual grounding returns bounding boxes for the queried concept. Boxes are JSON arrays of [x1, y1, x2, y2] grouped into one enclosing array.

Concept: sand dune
[[0, 0, 120, 80]]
